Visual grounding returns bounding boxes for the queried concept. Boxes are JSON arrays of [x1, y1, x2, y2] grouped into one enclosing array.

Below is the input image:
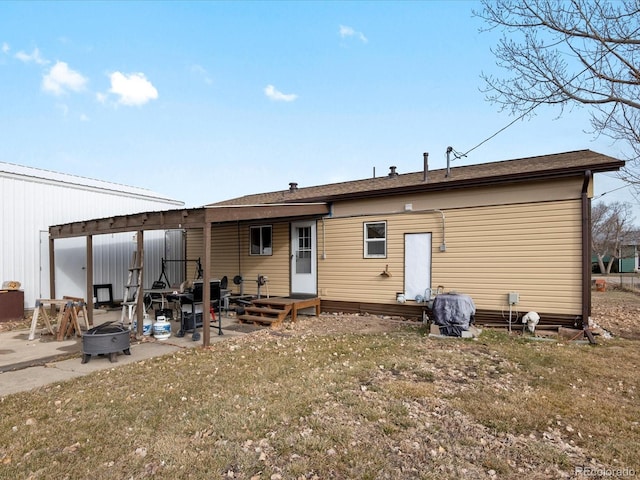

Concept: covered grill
[[431, 293, 476, 336]]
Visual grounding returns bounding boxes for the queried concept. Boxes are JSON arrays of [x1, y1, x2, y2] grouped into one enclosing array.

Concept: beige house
[[50, 150, 623, 344]]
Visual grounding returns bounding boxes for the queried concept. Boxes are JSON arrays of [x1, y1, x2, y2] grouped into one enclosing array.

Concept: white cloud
[[339, 24, 368, 43], [79, 113, 90, 122], [42, 61, 87, 95], [191, 64, 213, 85], [2, 42, 9, 54], [15, 47, 48, 65], [264, 84, 298, 102], [108, 71, 158, 106]]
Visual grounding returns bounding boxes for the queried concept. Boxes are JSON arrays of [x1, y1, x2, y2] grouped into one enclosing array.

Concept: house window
[[250, 225, 272, 255], [364, 221, 386, 258]]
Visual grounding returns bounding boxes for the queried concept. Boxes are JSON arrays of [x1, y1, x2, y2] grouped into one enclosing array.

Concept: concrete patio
[[0, 308, 262, 396]]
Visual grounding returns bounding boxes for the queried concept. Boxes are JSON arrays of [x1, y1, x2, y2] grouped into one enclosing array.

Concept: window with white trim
[[364, 221, 386, 258], [295, 225, 312, 274], [250, 225, 272, 255]]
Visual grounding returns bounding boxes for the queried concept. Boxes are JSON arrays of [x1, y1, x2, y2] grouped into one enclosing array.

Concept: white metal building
[[0, 162, 186, 310]]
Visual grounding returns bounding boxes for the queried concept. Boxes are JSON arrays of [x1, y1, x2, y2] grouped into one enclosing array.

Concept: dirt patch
[[278, 290, 640, 341], [0, 317, 30, 333], [283, 312, 414, 335], [591, 288, 640, 340]]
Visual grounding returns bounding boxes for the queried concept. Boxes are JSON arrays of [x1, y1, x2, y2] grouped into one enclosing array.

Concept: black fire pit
[[82, 322, 131, 364]]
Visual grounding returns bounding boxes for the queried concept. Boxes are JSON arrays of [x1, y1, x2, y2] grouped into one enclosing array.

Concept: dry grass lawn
[[0, 289, 638, 479]]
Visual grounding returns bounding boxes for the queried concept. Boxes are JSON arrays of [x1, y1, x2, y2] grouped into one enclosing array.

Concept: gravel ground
[[1, 287, 638, 479], [591, 288, 640, 340]]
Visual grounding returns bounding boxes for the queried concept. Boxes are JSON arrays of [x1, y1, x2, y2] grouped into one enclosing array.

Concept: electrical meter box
[[508, 292, 520, 305]]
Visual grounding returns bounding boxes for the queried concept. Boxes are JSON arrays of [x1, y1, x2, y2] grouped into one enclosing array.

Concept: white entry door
[[51, 236, 87, 300], [291, 221, 317, 295], [404, 233, 432, 300]]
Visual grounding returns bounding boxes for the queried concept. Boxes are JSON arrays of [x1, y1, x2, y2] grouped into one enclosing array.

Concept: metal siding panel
[[211, 224, 242, 283], [186, 229, 204, 281], [0, 161, 181, 202], [318, 215, 436, 303], [164, 230, 186, 288], [331, 177, 584, 217], [433, 201, 583, 314], [1, 172, 184, 309], [318, 199, 583, 316], [189, 222, 292, 296], [236, 222, 291, 297], [92, 233, 136, 303]]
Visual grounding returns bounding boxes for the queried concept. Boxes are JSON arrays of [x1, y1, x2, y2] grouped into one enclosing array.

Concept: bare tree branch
[[475, 0, 640, 192]]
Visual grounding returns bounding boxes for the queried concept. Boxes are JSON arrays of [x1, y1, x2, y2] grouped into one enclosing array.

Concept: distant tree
[[475, 0, 640, 190], [591, 201, 635, 274]]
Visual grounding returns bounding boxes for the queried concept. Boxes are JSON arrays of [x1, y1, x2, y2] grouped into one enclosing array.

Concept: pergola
[[48, 203, 329, 346]]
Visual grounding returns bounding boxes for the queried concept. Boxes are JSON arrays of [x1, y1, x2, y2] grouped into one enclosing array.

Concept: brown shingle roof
[[210, 150, 624, 206]]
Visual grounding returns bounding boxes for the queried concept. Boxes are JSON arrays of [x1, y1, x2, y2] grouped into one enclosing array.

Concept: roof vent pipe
[[388, 166, 398, 177], [446, 146, 452, 177], [423, 152, 429, 182], [289, 182, 298, 192]]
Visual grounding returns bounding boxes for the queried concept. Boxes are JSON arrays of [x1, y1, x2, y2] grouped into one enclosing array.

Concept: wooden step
[[237, 314, 277, 325], [238, 309, 287, 326], [237, 296, 320, 327], [244, 306, 286, 316], [238, 302, 290, 327]]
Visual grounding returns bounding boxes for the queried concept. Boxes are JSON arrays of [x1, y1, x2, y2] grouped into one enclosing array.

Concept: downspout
[[581, 170, 592, 332], [237, 221, 242, 277]]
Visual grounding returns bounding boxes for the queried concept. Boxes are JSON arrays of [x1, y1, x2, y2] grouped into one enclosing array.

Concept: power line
[[461, 105, 537, 158], [593, 182, 633, 200]]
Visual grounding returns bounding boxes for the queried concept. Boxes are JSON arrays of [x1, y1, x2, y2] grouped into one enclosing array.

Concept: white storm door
[[53, 237, 87, 300], [404, 233, 432, 300], [291, 221, 317, 295]]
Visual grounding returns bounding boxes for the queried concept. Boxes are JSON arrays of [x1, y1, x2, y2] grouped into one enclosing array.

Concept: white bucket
[[153, 316, 171, 340]]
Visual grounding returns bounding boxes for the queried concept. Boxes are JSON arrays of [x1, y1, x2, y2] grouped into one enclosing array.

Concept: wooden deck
[[237, 296, 321, 327]]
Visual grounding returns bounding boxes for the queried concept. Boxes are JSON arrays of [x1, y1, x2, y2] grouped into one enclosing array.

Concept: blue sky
[[1, 0, 638, 221]]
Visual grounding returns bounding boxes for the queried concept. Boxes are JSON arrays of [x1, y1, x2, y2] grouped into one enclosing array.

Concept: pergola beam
[[46, 202, 329, 347], [49, 204, 329, 239]]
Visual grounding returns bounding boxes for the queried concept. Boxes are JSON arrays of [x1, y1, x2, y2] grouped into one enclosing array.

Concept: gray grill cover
[[432, 293, 476, 336]]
